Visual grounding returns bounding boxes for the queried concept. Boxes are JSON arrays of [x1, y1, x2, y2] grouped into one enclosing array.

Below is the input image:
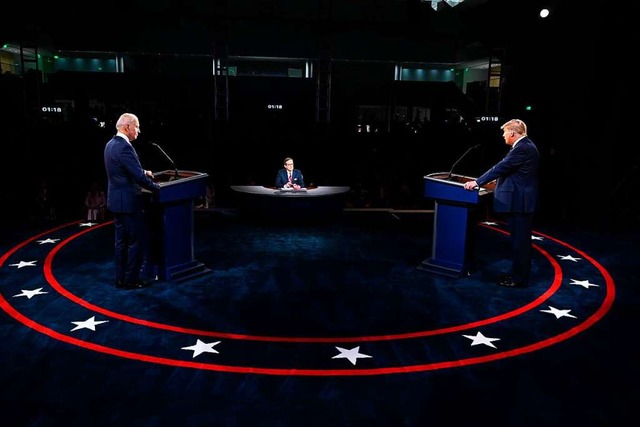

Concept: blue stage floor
[[1, 210, 638, 426]]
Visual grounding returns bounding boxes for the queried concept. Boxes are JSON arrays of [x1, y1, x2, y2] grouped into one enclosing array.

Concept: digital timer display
[[41, 106, 63, 113], [475, 116, 499, 123]]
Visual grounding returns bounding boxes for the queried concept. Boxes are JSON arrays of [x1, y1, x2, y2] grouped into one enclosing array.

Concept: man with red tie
[[275, 157, 305, 190]]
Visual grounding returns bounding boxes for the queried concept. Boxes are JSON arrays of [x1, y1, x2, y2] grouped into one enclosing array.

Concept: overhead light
[[427, 0, 467, 11]]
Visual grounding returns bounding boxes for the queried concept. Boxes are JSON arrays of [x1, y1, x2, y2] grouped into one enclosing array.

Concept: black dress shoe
[[497, 279, 526, 288]]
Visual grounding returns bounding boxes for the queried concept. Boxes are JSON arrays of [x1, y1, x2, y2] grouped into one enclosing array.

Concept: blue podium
[[419, 172, 494, 277], [146, 169, 210, 281]]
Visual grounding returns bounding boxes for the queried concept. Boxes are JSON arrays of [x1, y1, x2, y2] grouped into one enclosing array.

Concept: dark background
[[1, 3, 639, 426], [1, 0, 637, 230]]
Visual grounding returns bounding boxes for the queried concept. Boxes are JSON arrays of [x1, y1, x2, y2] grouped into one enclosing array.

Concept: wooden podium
[[418, 172, 494, 277], [145, 169, 210, 281]]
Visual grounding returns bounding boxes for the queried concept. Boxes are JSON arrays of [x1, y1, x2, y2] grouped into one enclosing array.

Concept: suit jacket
[[475, 137, 540, 213], [275, 169, 305, 188], [104, 135, 160, 213]]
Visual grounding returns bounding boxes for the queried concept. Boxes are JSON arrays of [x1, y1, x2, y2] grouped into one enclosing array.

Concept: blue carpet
[[1, 210, 638, 426]]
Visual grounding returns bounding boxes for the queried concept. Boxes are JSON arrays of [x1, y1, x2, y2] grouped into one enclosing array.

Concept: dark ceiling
[[2, 0, 581, 62]]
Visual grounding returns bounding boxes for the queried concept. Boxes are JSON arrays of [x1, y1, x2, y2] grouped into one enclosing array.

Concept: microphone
[[151, 142, 179, 180], [447, 144, 481, 180]]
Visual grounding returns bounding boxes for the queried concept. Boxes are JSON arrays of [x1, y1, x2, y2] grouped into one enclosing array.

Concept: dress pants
[[113, 211, 147, 284], [507, 212, 534, 285]]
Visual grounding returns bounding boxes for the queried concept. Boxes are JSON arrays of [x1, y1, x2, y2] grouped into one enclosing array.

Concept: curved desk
[[230, 185, 350, 222]]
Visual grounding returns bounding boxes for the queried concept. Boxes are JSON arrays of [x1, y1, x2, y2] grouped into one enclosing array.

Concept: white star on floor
[[12, 288, 48, 299], [481, 221, 498, 226], [8, 260, 37, 269], [181, 339, 221, 358], [36, 238, 60, 244], [79, 222, 97, 227], [332, 346, 372, 365], [569, 279, 599, 289], [463, 331, 500, 349], [540, 306, 577, 319], [70, 316, 109, 332], [532, 235, 544, 241], [557, 254, 582, 262]]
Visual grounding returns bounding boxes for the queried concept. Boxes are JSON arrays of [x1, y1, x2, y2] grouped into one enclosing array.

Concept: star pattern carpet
[[0, 211, 638, 426]]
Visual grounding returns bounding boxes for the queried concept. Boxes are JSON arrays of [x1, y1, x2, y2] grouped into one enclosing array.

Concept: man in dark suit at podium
[[464, 119, 540, 288], [275, 157, 305, 189], [104, 113, 160, 290]]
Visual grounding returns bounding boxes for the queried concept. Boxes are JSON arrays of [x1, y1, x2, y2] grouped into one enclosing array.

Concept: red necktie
[[288, 173, 292, 183]]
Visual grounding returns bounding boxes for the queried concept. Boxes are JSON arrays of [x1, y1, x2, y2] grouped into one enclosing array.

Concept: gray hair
[[115, 113, 139, 131]]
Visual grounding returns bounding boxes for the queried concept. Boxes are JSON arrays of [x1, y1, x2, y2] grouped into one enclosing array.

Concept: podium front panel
[[419, 172, 490, 278], [146, 169, 210, 281]]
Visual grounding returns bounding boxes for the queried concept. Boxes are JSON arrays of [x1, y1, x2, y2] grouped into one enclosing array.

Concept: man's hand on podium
[[463, 180, 479, 191]]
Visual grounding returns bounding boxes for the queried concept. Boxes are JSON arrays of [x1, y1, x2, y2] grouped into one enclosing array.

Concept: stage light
[[426, 0, 466, 11], [540, 8, 550, 18]]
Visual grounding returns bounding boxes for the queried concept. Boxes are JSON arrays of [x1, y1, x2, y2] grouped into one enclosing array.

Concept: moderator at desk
[[231, 185, 350, 221]]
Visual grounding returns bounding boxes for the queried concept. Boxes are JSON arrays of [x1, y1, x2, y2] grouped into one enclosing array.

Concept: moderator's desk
[[230, 185, 350, 222]]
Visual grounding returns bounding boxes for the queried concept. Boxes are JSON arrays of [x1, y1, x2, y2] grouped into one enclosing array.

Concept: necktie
[[288, 172, 292, 183]]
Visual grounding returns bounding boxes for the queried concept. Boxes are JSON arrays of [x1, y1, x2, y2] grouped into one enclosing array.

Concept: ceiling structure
[[1, 0, 562, 63]]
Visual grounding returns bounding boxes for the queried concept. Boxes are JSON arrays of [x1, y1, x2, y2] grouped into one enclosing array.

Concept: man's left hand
[[464, 180, 478, 190]]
